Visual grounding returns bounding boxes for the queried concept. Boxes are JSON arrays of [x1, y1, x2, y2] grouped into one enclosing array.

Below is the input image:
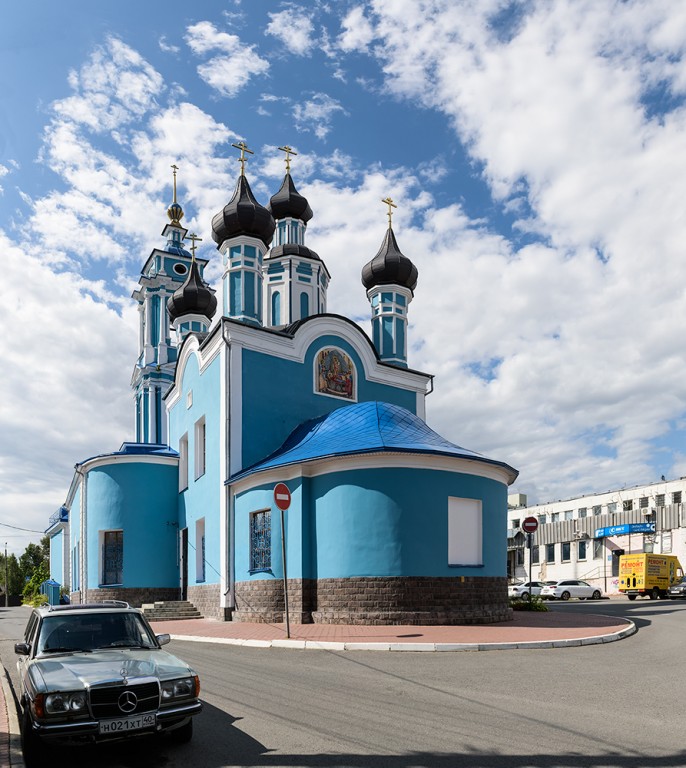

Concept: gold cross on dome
[[381, 196, 397, 228], [231, 141, 254, 176], [171, 164, 179, 203], [186, 232, 202, 262], [278, 145, 297, 173]]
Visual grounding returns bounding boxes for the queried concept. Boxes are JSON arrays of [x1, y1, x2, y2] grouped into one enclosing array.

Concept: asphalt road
[[1, 600, 685, 768]]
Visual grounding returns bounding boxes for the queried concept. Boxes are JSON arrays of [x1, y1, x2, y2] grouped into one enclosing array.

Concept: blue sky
[[2, 0, 686, 552]]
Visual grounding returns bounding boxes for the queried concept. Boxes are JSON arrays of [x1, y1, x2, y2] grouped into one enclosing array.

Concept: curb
[[1, 667, 24, 768], [170, 620, 636, 651]]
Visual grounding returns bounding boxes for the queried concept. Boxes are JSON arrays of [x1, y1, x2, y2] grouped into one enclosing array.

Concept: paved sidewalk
[[0, 611, 636, 767], [151, 610, 636, 652]]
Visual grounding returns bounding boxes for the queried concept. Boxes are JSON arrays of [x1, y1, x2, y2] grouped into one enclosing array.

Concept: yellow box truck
[[618, 553, 683, 600]]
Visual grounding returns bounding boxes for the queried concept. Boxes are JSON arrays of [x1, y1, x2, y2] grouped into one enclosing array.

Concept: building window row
[[522, 492, 683, 526], [540, 539, 601, 565]]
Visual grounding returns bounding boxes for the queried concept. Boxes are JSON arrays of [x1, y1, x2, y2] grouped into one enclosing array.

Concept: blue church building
[[47, 146, 518, 625]]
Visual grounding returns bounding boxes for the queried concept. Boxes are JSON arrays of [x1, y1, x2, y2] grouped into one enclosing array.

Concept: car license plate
[[99, 713, 156, 734]]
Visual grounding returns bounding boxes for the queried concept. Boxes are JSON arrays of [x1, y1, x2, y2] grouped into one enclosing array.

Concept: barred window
[[102, 531, 123, 586], [250, 510, 271, 572]]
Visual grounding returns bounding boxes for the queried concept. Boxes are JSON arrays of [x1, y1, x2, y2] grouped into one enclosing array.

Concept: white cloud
[[338, 6, 375, 52], [185, 21, 269, 97], [265, 9, 315, 56], [0, 230, 134, 552], [351, 0, 686, 501], [158, 36, 180, 54], [55, 37, 163, 132], [293, 92, 347, 139], [0, 163, 10, 194]]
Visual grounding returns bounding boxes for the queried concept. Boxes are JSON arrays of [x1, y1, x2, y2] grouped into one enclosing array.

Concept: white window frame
[[577, 539, 587, 560], [194, 417, 206, 480], [99, 529, 123, 586], [195, 518, 205, 582], [448, 497, 482, 566], [179, 433, 189, 491]]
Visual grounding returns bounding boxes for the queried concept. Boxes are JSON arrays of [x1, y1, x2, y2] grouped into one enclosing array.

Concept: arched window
[[300, 292, 309, 319], [272, 291, 281, 325]]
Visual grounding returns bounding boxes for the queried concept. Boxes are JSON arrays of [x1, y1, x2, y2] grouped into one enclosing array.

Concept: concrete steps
[[142, 600, 203, 621]]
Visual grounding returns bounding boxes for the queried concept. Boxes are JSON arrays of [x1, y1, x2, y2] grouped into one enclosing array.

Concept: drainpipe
[[74, 464, 86, 604]]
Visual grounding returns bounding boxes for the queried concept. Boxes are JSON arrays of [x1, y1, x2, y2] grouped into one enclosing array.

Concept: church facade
[[47, 146, 518, 625]]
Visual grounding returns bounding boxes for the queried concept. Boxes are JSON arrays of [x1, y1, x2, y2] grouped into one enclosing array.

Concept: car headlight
[[43, 691, 88, 715], [161, 676, 200, 701]]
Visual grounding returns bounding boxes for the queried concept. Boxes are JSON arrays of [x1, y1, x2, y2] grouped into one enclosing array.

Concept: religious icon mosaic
[[316, 348, 355, 400]]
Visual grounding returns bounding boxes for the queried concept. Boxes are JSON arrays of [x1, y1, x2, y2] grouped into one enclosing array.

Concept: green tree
[[23, 561, 50, 603], [0, 553, 22, 596], [19, 542, 48, 584]]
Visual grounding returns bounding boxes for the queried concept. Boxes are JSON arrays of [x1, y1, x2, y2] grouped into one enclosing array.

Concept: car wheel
[[21, 708, 47, 768], [169, 718, 193, 744], [592, 590, 601, 600], [521, 592, 530, 601], [627, 594, 637, 600], [560, 591, 571, 601], [650, 588, 660, 600]]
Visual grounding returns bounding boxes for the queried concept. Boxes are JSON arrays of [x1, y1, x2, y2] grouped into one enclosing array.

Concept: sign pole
[[280, 507, 290, 639], [521, 517, 539, 611], [274, 483, 292, 639], [527, 533, 533, 611]]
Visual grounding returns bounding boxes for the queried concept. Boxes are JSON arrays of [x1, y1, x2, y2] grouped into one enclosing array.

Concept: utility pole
[[4, 543, 8, 608]]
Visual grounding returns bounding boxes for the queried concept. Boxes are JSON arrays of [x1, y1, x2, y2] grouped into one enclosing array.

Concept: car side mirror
[[156, 634, 171, 647], [14, 643, 30, 656]]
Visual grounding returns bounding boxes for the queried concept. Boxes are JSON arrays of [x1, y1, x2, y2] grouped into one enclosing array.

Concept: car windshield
[[36, 611, 157, 655]]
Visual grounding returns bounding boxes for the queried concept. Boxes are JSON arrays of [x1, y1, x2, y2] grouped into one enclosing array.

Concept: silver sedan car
[[507, 581, 555, 600], [15, 601, 202, 767], [540, 579, 603, 601]]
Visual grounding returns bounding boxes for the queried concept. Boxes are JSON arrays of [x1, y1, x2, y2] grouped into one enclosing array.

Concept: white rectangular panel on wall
[[448, 497, 483, 566]]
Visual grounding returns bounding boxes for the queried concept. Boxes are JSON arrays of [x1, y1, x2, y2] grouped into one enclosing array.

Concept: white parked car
[[540, 579, 603, 601], [507, 581, 555, 600]]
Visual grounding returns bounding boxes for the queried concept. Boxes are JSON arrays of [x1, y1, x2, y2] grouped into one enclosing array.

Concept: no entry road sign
[[522, 516, 538, 534], [274, 483, 291, 511]]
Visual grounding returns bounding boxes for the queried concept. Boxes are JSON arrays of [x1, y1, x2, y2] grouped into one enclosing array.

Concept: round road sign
[[521, 516, 538, 534], [274, 483, 291, 511]]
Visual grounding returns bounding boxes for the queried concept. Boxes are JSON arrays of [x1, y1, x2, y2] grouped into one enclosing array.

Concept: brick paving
[[151, 610, 632, 645]]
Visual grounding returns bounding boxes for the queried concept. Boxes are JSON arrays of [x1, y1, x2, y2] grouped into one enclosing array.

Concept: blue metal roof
[[77, 443, 179, 465], [229, 401, 518, 483]]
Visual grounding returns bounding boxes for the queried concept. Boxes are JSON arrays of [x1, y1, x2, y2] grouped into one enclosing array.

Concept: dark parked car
[[668, 576, 686, 599], [15, 601, 202, 767]]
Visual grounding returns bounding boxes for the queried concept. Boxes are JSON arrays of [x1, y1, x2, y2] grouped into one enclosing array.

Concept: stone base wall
[[233, 579, 314, 624], [70, 587, 180, 608], [187, 584, 229, 621], [234, 576, 511, 625]]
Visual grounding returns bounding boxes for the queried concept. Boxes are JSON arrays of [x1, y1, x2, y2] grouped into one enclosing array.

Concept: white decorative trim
[[229, 340, 243, 476], [229, 451, 516, 495], [166, 328, 223, 409], [221, 316, 430, 394], [77, 452, 179, 476]]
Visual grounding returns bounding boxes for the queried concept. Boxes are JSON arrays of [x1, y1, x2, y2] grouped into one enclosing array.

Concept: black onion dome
[[268, 173, 313, 223], [167, 261, 217, 322], [361, 227, 418, 293], [211, 175, 276, 248], [268, 243, 320, 261]]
